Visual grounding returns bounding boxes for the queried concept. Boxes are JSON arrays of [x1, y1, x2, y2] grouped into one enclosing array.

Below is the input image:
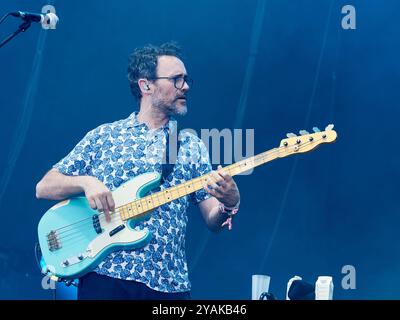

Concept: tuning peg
[[312, 127, 321, 133], [325, 124, 334, 131], [286, 133, 297, 138], [299, 130, 309, 135]]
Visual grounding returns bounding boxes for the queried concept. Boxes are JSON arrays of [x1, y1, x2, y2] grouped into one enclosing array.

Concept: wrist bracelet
[[220, 200, 240, 214], [219, 201, 239, 230]]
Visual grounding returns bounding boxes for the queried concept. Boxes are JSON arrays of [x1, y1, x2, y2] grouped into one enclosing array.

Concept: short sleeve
[[189, 138, 212, 204], [53, 128, 100, 177]]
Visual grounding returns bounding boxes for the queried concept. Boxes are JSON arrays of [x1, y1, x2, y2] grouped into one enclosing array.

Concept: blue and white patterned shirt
[[54, 112, 212, 293]]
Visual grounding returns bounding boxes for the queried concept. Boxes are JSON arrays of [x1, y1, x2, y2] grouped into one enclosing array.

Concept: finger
[[87, 196, 97, 210], [105, 194, 115, 223], [207, 179, 225, 197], [99, 195, 111, 222], [203, 183, 219, 198], [203, 183, 212, 193], [216, 176, 228, 188], [94, 197, 103, 213], [210, 166, 226, 188], [207, 177, 219, 189], [104, 211, 111, 222], [106, 193, 116, 212], [219, 170, 233, 183], [210, 171, 223, 184]]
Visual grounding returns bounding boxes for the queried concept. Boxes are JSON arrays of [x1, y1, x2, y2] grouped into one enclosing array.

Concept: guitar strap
[[161, 125, 181, 182]]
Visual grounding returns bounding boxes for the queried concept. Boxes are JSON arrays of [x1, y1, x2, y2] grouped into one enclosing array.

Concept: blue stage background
[[1, 0, 399, 299]]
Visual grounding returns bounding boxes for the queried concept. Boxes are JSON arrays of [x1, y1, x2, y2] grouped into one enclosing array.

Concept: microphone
[[10, 11, 59, 29], [10, 11, 43, 22]]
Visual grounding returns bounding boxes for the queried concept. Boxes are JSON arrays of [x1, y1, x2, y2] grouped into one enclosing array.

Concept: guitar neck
[[118, 126, 337, 220], [118, 148, 281, 220]]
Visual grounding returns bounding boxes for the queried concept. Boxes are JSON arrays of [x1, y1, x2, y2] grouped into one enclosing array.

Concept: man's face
[[151, 55, 190, 116]]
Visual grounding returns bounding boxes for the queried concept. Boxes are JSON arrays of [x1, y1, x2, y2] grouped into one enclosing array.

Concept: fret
[[258, 151, 271, 164], [172, 185, 181, 199], [124, 203, 130, 219], [135, 199, 144, 213], [196, 176, 206, 190], [225, 163, 241, 176], [188, 178, 200, 192], [145, 196, 154, 211], [170, 189, 178, 201], [119, 206, 125, 220], [131, 200, 140, 217], [174, 188, 181, 199], [156, 191, 166, 207], [160, 189, 168, 205], [141, 197, 148, 211], [126, 204, 134, 219], [164, 189, 172, 203], [167, 189, 175, 202], [187, 180, 196, 193], [125, 205, 130, 220], [177, 185, 187, 198], [132, 202, 139, 215], [200, 174, 209, 186], [224, 166, 235, 176], [177, 183, 189, 198], [172, 189, 180, 201], [141, 198, 149, 211], [151, 194, 160, 207], [121, 204, 127, 220], [124, 205, 130, 219], [173, 185, 180, 198]]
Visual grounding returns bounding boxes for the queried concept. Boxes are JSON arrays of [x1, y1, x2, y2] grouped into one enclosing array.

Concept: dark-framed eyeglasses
[[150, 74, 193, 90]]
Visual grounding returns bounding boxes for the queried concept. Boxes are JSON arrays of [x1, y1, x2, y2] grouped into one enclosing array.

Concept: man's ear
[[138, 79, 152, 94]]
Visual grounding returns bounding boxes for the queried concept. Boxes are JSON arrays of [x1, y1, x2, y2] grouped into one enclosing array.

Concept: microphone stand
[[0, 20, 32, 49]]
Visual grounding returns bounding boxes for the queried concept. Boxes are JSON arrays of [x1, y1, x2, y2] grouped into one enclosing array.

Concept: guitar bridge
[[47, 230, 61, 251]]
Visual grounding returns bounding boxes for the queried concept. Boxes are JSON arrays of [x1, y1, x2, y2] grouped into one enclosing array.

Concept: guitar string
[[49, 147, 280, 239], [46, 136, 326, 245], [47, 135, 327, 249], [46, 135, 329, 245]]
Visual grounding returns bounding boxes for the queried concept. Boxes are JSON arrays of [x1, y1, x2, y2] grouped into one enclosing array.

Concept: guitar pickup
[[109, 224, 125, 237], [92, 214, 102, 234]]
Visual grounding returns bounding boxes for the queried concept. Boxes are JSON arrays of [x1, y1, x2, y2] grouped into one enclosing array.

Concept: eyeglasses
[[150, 74, 193, 90]]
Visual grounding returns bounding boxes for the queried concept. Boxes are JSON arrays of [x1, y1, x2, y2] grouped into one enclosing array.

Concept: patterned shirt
[[54, 112, 212, 293]]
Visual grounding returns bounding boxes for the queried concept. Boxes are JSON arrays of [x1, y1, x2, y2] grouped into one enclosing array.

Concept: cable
[[34, 242, 44, 274], [0, 13, 10, 25]]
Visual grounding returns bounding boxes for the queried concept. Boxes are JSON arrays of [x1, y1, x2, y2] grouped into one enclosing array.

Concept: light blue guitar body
[[38, 172, 161, 280]]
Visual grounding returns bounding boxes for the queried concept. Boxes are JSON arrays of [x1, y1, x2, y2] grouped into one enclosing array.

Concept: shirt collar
[[127, 111, 176, 133]]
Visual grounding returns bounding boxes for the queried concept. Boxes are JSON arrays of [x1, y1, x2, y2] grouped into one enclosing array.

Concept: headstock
[[278, 124, 337, 156]]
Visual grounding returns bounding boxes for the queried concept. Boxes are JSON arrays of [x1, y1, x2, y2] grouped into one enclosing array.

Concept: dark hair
[[127, 41, 183, 100]]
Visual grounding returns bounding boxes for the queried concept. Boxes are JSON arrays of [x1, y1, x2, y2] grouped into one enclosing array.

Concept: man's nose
[[181, 81, 190, 92]]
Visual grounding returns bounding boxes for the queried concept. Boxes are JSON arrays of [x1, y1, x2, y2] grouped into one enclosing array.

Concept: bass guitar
[[38, 125, 337, 281]]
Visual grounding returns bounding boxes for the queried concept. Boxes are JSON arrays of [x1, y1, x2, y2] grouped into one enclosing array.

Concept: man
[[36, 42, 240, 300]]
